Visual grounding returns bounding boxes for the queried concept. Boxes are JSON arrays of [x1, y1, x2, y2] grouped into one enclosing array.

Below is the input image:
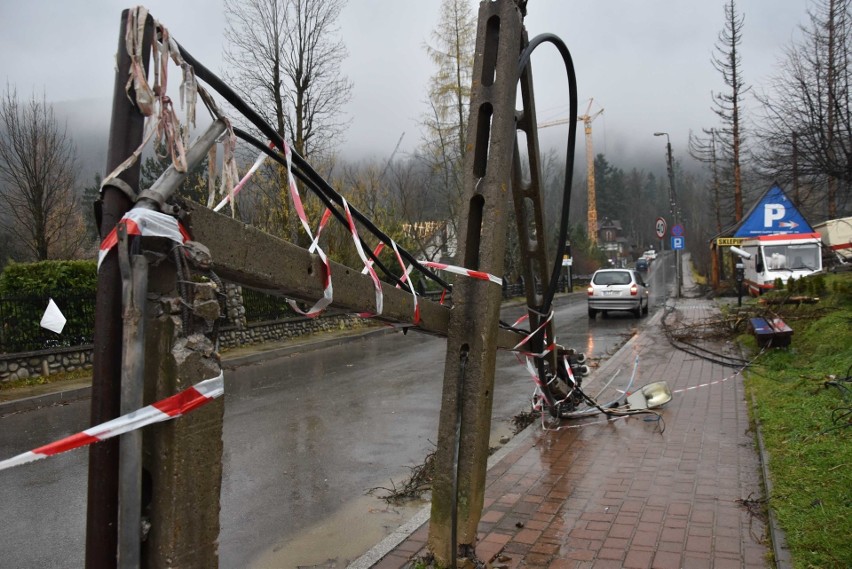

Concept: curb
[[348, 296, 660, 569], [0, 325, 399, 416], [749, 391, 793, 569], [347, 413, 539, 569], [0, 384, 92, 416]]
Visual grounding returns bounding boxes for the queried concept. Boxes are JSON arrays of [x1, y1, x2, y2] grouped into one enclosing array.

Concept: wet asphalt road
[[0, 256, 673, 569]]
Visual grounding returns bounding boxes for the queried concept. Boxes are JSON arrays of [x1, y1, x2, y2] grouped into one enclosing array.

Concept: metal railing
[[0, 293, 96, 353]]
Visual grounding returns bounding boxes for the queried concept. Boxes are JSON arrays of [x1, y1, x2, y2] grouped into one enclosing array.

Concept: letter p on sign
[[764, 204, 785, 227]]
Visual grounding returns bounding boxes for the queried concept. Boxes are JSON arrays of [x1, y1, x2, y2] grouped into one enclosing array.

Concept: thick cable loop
[[174, 41, 451, 292], [517, 34, 579, 318]]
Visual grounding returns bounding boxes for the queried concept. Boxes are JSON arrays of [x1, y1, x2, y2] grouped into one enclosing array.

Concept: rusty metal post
[[429, 1, 524, 564], [87, 10, 152, 569]]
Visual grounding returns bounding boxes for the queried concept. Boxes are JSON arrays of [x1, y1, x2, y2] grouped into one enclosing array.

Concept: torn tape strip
[[343, 197, 383, 316], [361, 242, 385, 275], [280, 140, 333, 317], [0, 372, 224, 472], [355, 242, 387, 318], [512, 311, 555, 354], [391, 241, 419, 325], [213, 144, 271, 213], [98, 209, 190, 269], [421, 261, 502, 286]]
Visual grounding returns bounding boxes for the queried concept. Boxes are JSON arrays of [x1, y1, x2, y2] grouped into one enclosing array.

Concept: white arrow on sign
[[655, 217, 667, 239]]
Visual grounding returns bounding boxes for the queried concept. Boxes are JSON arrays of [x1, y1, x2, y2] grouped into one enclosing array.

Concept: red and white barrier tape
[[213, 145, 270, 213], [512, 311, 555, 356], [281, 140, 333, 317], [421, 261, 502, 286], [360, 242, 384, 275], [343, 197, 383, 316], [98, 209, 190, 269], [0, 372, 224, 472], [391, 241, 419, 325]]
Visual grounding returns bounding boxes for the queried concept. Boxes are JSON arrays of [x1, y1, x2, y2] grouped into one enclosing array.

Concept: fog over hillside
[[55, 95, 683, 199]]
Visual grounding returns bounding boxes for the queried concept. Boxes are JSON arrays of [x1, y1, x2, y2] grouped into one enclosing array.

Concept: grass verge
[[743, 271, 851, 568]]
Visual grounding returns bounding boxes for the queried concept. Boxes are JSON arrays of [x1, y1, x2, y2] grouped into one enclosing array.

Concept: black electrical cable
[[660, 304, 750, 368], [175, 41, 452, 292], [231, 127, 409, 291], [514, 34, 578, 413], [517, 34, 579, 318]]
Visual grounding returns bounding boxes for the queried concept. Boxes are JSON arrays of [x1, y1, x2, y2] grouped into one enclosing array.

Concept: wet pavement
[[352, 261, 773, 569], [0, 256, 692, 568]]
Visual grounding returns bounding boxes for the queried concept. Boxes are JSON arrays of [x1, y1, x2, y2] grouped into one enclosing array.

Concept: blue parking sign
[[671, 236, 685, 250]]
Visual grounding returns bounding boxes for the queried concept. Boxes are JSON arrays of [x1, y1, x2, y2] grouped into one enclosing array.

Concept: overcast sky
[[0, 0, 813, 171]]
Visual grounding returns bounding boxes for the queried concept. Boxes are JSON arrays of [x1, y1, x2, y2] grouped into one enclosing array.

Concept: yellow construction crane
[[539, 98, 604, 244]]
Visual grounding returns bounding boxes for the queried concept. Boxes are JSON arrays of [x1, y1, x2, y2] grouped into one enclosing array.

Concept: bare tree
[[225, 0, 352, 158], [689, 128, 724, 234], [755, 0, 852, 219], [420, 0, 476, 240], [224, 0, 353, 241], [0, 87, 88, 261], [710, 0, 750, 222]]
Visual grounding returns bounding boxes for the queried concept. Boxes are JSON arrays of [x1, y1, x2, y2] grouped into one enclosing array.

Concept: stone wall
[[0, 312, 369, 384], [0, 346, 93, 383], [217, 312, 369, 349]]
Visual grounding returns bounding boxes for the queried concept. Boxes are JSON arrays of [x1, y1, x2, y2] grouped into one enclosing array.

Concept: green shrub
[[0, 261, 97, 352], [0, 260, 97, 296]]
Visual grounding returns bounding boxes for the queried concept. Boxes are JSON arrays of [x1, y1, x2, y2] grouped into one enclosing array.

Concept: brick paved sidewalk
[[362, 296, 770, 569]]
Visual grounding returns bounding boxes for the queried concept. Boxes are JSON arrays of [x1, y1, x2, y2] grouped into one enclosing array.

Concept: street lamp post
[[654, 132, 681, 299]]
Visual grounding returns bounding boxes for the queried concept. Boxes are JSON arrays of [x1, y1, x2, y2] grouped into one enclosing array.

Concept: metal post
[[666, 140, 681, 299], [88, 11, 151, 569], [117, 225, 148, 569], [655, 132, 680, 299]]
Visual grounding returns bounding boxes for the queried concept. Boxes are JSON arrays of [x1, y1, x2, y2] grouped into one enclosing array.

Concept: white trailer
[[814, 216, 852, 263], [739, 232, 822, 295]]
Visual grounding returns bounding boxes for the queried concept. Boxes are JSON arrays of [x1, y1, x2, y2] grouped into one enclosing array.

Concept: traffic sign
[[655, 217, 667, 239], [672, 223, 685, 237], [672, 236, 685, 250]]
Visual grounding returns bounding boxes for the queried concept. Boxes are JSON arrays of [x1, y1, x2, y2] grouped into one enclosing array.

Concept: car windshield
[[593, 271, 631, 285]]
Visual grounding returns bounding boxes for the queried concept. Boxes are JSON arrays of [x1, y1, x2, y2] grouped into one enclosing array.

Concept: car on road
[[587, 268, 650, 318], [635, 258, 649, 272], [643, 250, 658, 260]]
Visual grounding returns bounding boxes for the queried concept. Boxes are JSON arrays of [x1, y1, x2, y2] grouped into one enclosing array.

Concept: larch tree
[[0, 87, 89, 261], [755, 0, 852, 219], [420, 0, 476, 241], [224, 0, 353, 241]]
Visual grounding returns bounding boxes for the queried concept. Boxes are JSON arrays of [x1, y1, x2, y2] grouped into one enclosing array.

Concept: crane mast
[[578, 99, 604, 244], [538, 99, 603, 244]]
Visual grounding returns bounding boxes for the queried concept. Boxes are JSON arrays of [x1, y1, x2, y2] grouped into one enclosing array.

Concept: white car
[[643, 250, 657, 260], [587, 269, 650, 318]]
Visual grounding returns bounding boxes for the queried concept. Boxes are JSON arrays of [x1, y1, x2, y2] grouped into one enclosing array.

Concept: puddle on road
[[249, 493, 427, 569]]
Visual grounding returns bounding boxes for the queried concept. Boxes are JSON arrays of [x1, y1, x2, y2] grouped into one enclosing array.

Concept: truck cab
[[740, 233, 822, 295]]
